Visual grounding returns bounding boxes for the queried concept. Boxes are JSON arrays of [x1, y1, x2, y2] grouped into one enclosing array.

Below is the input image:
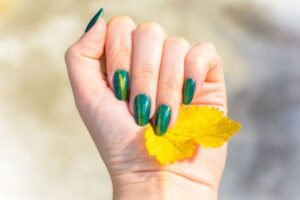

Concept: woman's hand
[[65, 11, 227, 200]]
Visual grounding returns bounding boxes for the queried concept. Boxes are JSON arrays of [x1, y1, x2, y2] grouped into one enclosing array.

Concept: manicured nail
[[154, 104, 171, 136], [183, 78, 195, 105], [134, 94, 151, 126], [113, 69, 129, 100], [85, 8, 104, 32]]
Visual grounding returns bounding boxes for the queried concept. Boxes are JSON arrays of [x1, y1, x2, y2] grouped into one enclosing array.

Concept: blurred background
[[1, 0, 300, 199]]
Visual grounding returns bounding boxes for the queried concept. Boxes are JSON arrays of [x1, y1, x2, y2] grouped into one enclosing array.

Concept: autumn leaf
[[145, 105, 241, 164]]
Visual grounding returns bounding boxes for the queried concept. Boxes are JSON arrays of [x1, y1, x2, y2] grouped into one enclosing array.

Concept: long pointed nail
[[85, 8, 104, 32], [183, 78, 195, 105], [113, 69, 129, 100], [154, 104, 171, 136], [134, 94, 151, 126]]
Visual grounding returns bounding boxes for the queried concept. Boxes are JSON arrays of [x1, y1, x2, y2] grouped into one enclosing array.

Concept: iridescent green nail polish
[[113, 69, 129, 100], [134, 94, 151, 126], [84, 8, 104, 32], [183, 78, 195, 105], [154, 104, 171, 136]]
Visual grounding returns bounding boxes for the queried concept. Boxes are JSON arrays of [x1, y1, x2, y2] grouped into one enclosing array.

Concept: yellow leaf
[[144, 105, 241, 164], [145, 126, 197, 164], [168, 106, 241, 147]]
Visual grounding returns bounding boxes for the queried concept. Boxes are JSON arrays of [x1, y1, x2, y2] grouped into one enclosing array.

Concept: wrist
[[112, 170, 218, 200]]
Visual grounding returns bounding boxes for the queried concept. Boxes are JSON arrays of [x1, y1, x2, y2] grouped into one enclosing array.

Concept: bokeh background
[[1, 0, 300, 199]]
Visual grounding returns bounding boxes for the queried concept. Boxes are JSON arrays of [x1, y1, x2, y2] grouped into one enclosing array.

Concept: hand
[[65, 12, 227, 200]]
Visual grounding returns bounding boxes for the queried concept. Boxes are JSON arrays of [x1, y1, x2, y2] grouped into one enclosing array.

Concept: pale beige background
[[1, 0, 300, 199]]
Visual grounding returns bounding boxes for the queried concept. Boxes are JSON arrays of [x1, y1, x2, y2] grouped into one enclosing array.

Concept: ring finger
[[154, 37, 190, 135]]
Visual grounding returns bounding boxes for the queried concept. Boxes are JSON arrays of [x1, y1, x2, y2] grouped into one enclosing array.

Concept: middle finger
[[130, 23, 165, 126]]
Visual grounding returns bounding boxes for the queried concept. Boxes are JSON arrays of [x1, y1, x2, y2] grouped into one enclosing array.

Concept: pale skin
[[65, 16, 227, 200]]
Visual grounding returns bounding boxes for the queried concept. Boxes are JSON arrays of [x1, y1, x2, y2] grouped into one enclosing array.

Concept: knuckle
[[140, 59, 156, 70], [160, 78, 180, 94], [197, 42, 218, 54], [147, 22, 164, 33], [136, 22, 165, 38], [110, 46, 131, 60], [132, 65, 156, 81], [165, 37, 190, 48], [186, 42, 219, 62], [108, 16, 135, 27], [185, 52, 207, 68], [65, 45, 78, 61], [185, 42, 221, 70], [184, 48, 196, 63], [198, 42, 221, 65]]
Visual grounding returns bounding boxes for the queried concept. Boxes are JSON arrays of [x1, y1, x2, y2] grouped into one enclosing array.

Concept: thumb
[[72, 8, 106, 59], [65, 9, 107, 107]]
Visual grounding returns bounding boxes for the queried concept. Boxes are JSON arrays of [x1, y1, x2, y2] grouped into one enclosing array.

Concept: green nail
[[113, 69, 129, 100], [134, 94, 151, 126], [85, 8, 104, 32], [154, 104, 171, 136], [183, 78, 195, 105]]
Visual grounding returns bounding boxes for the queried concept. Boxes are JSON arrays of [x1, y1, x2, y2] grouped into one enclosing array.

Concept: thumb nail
[[84, 8, 104, 33]]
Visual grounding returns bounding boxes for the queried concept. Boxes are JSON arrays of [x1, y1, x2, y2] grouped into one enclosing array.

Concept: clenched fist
[[65, 8, 227, 200]]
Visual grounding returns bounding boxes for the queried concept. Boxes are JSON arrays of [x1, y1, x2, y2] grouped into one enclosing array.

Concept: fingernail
[[113, 69, 129, 100], [134, 94, 151, 126], [183, 78, 195, 105], [85, 8, 104, 32], [154, 104, 171, 136]]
